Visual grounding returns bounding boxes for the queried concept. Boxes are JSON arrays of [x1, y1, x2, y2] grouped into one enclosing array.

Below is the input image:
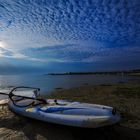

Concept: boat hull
[[9, 99, 120, 128]]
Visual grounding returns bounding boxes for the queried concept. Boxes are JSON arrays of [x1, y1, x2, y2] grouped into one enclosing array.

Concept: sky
[[0, 0, 140, 74]]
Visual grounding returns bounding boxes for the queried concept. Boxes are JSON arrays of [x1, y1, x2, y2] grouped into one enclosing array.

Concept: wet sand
[[0, 81, 140, 140]]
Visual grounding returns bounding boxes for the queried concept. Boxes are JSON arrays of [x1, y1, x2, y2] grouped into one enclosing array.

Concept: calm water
[[0, 74, 140, 96]]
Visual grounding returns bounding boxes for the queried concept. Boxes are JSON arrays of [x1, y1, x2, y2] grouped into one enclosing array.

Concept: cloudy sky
[[0, 0, 140, 74]]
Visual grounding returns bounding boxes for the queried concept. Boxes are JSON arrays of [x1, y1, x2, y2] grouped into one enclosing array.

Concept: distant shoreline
[[47, 69, 140, 76]]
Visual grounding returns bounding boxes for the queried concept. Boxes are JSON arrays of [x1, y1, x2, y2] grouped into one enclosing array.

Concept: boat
[[3, 87, 120, 128]]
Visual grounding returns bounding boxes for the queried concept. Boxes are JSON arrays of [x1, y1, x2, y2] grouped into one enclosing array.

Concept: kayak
[[9, 98, 120, 128], [0, 86, 120, 128]]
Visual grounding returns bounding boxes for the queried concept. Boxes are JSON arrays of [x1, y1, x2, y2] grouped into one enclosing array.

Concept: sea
[[0, 74, 140, 98]]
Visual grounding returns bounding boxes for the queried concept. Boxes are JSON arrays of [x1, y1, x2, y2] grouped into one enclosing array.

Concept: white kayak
[[9, 98, 120, 128]]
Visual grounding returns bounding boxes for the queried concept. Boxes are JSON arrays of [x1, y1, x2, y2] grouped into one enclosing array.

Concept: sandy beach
[[0, 81, 140, 140]]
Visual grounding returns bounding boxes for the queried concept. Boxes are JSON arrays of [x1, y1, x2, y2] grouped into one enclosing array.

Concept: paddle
[[0, 86, 47, 107]]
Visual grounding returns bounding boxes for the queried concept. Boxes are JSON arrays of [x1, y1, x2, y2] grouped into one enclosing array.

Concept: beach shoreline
[[47, 81, 140, 129], [0, 81, 140, 140]]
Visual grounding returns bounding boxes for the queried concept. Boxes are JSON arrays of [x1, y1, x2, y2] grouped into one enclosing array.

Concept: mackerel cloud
[[0, 0, 140, 65], [0, 0, 140, 45]]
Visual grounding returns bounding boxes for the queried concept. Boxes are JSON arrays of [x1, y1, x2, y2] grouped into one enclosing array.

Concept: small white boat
[[0, 86, 120, 128], [8, 87, 120, 128]]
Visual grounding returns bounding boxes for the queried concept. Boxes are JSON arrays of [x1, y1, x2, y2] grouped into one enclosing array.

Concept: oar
[[0, 86, 47, 104]]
